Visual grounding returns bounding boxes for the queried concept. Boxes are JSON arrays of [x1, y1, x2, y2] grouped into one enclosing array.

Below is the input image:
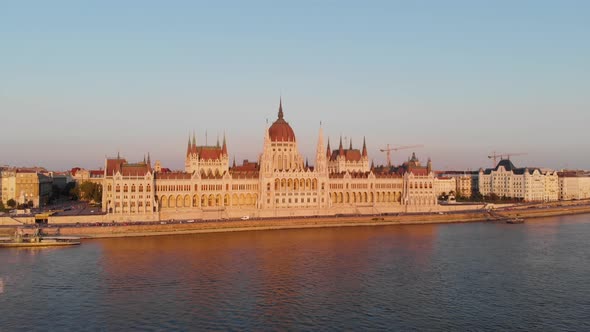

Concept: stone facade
[[434, 177, 456, 197], [5, 169, 53, 207], [479, 159, 559, 202], [558, 171, 590, 200], [102, 100, 438, 219]]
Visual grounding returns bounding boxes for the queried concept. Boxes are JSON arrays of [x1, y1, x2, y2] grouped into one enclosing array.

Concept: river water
[[1, 215, 590, 331]]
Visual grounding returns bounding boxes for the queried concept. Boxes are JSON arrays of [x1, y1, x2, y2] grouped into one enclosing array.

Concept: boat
[[506, 218, 525, 224], [0, 229, 81, 248]]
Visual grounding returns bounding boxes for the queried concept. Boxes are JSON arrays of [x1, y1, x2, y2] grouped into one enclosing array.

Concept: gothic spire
[[339, 136, 344, 156], [187, 135, 191, 155], [222, 132, 228, 155], [278, 97, 284, 120], [349, 138, 353, 150], [326, 138, 331, 158], [362, 136, 368, 157], [192, 131, 196, 147]]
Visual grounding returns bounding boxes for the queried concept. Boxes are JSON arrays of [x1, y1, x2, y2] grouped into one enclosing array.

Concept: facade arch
[[184, 195, 191, 207]]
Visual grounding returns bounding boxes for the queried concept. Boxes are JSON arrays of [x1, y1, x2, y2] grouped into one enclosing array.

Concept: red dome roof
[[268, 100, 296, 142]]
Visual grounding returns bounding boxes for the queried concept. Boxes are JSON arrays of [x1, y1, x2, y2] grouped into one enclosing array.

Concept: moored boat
[[0, 228, 81, 248]]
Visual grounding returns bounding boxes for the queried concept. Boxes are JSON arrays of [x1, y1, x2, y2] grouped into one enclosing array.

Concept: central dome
[[268, 100, 296, 142]]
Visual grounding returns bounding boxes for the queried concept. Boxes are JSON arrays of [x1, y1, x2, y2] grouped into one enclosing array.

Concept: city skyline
[[1, 1, 589, 170]]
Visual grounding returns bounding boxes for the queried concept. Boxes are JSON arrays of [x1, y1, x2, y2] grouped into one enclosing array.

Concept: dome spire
[[278, 97, 284, 120]]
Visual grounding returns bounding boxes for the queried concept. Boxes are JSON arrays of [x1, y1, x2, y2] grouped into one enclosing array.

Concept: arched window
[[116, 185, 120, 192], [131, 184, 136, 192], [123, 185, 128, 192], [108, 184, 112, 191], [146, 184, 151, 192], [139, 184, 143, 192]]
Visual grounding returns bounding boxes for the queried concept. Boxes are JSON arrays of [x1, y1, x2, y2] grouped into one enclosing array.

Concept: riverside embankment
[[5, 202, 587, 239]]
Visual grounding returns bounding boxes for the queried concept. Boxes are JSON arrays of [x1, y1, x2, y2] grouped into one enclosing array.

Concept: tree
[[6, 199, 16, 209], [0, 200, 5, 212], [75, 181, 103, 203]]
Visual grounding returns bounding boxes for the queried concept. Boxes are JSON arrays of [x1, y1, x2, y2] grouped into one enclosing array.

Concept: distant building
[[0, 168, 53, 208], [434, 177, 456, 197], [1, 167, 17, 205], [436, 171, 479, 198], [479, 159, 559, 202], [71, 167, 104, 185], [45, 171, 73, 190], [558, 171, 590, 200]]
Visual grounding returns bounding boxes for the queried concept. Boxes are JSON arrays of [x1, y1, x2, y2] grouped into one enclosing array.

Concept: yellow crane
[[380, 144, 424, 167], [487, 151, 528, 167]]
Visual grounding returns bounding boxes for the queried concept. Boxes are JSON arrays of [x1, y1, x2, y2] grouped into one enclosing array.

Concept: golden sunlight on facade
[[102, 100, 439, 220]]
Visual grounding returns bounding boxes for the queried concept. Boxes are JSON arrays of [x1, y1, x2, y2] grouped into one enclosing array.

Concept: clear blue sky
[[1, 1, 589, 171]]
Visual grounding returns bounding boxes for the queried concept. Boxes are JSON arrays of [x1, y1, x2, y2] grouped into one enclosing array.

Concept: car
[[160, 221, 167, 225], [240, 216, 250, 220], [186, 219, 195, 223]]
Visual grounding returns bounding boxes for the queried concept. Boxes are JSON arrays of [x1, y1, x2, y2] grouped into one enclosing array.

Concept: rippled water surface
[[2, 215, 590, 331]]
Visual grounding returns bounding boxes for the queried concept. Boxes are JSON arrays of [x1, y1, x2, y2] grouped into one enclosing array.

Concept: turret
[[222, 132, 228, 155]]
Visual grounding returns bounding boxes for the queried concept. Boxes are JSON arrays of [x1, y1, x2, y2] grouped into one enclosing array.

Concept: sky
[[1, 0, 589, 171]]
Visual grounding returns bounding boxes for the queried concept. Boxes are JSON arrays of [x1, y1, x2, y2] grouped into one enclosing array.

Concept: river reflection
[[1, 215, 590, 330]]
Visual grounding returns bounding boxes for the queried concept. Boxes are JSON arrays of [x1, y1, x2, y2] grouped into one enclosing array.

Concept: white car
[[240, 216, 250, 220], [186, 219, 195, 223]]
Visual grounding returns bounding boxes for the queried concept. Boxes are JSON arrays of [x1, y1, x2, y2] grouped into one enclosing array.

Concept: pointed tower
[[278, 97, 284, 120], [222, 132, 228, 156], [349, 138, 353, 150], [326, 139, 331, 159], [315, 124, 327, 174], [339, 136, 344, 156], [362, 137, 368, 157], [186, 135, 191, 156]]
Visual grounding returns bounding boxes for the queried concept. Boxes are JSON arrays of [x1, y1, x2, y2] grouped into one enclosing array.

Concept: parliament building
[[101, 100, 437, 220]]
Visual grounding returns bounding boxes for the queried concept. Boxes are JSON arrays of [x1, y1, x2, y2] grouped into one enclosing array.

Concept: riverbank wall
[[18, 203, 590, 239]]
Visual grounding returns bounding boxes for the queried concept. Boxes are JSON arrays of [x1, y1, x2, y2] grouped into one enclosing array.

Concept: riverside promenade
[[2, 201, 589, 239]]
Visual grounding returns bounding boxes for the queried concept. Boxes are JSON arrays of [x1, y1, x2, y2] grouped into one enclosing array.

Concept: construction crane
[[487, 151, 528, 167], [380, 144, 424, 167]]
